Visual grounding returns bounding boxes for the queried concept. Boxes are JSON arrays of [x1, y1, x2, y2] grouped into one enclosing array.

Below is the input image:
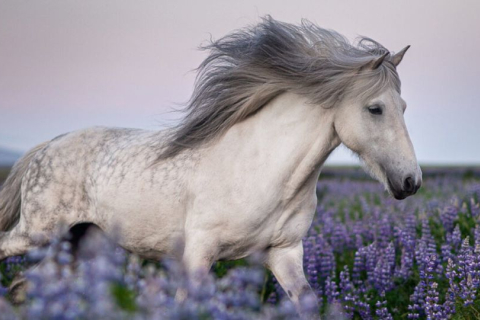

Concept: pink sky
[[0, 0, 479, 164]]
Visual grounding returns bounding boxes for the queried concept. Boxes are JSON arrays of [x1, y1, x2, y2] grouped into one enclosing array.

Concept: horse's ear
[[392, 45, 410, 67], [368, 52, 389, 70]]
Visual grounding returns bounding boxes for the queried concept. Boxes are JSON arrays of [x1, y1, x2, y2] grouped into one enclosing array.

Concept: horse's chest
[[213, 194, 317, 260], [269, 199, 317, 247]]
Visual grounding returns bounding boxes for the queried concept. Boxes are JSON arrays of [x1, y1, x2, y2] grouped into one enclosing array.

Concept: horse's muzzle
[[388, 175, 422, 200]]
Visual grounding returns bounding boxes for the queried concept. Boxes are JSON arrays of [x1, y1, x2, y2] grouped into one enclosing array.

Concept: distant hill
[[0, 147, 22, 167]]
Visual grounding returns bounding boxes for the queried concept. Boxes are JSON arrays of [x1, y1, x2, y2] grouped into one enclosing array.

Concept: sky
[[0, 0, 479, 165]]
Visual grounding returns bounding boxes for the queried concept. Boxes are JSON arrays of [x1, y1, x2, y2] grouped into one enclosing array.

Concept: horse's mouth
[[387, 177, 408, 200]]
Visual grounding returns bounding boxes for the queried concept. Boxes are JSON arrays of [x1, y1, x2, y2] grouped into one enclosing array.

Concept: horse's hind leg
[[0, 203, 61, 262], [0, 227, 49, 262], [7, 223, 102, 304], [0, 231, 33, 261], [0, 226, 49, 303]]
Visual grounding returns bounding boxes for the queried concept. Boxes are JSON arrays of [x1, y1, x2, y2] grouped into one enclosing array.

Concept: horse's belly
[[95, 184, 187, 260], [115, 211, 184, 260]]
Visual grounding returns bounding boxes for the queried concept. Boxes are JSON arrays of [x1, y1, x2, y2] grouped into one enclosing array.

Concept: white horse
[[0, 17, 421, 313]]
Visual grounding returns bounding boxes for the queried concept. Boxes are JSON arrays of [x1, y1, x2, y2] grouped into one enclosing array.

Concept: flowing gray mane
[[159, 16, 401, 159]]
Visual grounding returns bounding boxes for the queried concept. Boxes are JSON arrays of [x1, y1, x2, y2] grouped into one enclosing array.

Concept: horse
[[0, 16, 421, 315]]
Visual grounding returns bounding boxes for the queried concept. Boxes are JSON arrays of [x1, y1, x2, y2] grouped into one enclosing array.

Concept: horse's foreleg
[[265, 242, 319, 319], [175, 235, 217, 302]]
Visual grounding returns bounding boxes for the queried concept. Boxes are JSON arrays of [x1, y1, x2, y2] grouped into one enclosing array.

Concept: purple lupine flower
[[350, 218, 365, 248], [331, 221, 351, 253], [374, 242, 395, 292], [415, 238, 428, 272], [408, 252, 436, 319], [472, 198, 480, 217], [440, 205, 458, 233], [396, 215, 416, 280], [325, 276, 339, 304], [124, 254, 142, 291], [441, 240, 454, 264], [376, 215, 393, 249], [404, 213, 417, 237], [316, 237, 336, 285], [450, 225, 462, 252], [470, 183, 480, 199], [473, 242, 480, 285], [352, 248, 365, 288], [408, 287, 424, 319], [423, 254, 446, 320], [467, 197, 480, 218], [397, 245, 415, 280], [303, 236, 320, 297], [474, 224, 480, 248], [443, 226, 459, 259], [266, 291, 277, 305], [339, 266, 355, 318], [443, 258, 458, 317], [356, 299, 372, 320], [375, 292, 393, 320], [421, 220, 437, 256], [393, 226, 402, 248], [399, 233, 415, 277], [425, 282, 443, 320], [359, 196, 371, 216], [456, 237, 476, 306], [365, 243, 378, 287]]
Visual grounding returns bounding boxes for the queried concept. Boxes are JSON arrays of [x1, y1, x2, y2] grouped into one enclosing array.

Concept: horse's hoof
[[8, 275, 28, 305]]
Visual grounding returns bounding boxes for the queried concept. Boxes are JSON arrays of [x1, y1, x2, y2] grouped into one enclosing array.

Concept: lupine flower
[[440, 206, 458, 232], [325, 276, 339, 304], [375, 292, 393, 320], [339, 266, 355, 318], [374, 242, 395, 292]]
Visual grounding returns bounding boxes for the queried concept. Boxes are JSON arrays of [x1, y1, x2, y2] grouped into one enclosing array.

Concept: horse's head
[[333, 47, 422, 200]]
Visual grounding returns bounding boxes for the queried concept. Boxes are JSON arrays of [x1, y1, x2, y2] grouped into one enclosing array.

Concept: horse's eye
[[368, 105, 383, 115]]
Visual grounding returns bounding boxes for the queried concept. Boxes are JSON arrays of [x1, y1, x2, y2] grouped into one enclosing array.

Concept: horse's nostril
[[404, 177, 414, 194], [414, 180, 422, 194]]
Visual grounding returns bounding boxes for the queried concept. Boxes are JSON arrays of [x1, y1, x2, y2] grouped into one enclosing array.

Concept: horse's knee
[[182, 239, 217, 277], [299, 284, 314, 298]]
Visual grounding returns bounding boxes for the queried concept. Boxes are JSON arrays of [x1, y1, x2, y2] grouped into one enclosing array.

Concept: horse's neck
[[208, 93, 341, 199], [258, 93, 340, 198]]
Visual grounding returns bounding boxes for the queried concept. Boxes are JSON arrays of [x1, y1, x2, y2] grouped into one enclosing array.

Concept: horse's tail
[[0, 141, 49, 231]]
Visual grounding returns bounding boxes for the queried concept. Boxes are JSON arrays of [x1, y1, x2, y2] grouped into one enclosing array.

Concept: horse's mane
[[158, 16, 400, 160]]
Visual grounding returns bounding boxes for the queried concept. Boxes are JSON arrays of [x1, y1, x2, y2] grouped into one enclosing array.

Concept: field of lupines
[[1, 167, 480, 319]]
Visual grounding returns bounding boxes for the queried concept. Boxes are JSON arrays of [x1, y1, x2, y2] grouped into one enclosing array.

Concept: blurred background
[[0, 0, 479, 168]]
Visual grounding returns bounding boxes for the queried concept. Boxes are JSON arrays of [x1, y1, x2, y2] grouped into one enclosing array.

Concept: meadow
[[0, 166, 480, 319]]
